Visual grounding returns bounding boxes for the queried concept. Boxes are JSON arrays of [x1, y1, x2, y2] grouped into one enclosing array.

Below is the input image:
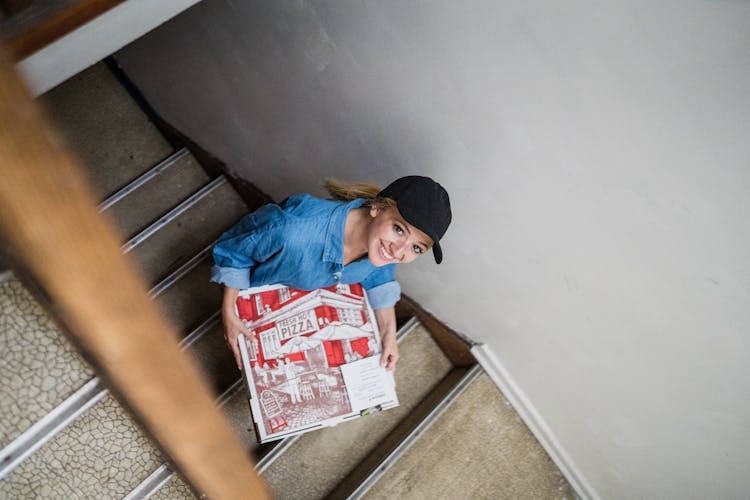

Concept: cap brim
[[432, 241, 443, 264]]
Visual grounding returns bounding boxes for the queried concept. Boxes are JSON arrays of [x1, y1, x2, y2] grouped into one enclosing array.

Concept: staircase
[[0, 60, 574, 499]]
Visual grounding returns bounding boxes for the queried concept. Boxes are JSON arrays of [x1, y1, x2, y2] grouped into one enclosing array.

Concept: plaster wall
[[115, 1, 750, 498]]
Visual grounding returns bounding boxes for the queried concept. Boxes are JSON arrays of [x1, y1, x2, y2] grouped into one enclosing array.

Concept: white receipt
[[340, 356, 397, 412]]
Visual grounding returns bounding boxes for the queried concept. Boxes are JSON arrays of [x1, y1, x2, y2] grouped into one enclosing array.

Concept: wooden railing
[[0, 43, 269, 499], [0, 0, 32, 16], [3, 0, 127, 59]]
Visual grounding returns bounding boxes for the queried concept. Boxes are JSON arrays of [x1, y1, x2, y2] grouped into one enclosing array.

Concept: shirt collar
[[323, 198, 367, 264]]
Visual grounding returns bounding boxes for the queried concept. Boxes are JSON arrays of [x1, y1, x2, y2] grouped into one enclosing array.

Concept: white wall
[[115, 1, 750, 498]]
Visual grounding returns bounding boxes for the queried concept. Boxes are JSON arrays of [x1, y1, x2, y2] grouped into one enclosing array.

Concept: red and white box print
[[236, 283, 398, 443]]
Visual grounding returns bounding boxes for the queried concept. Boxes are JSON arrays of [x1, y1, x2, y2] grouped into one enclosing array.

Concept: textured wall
[[115, 1, 750, 498]]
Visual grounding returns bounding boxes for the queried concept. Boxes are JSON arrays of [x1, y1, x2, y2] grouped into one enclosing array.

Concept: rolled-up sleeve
[[210, 265, 250, 289], [364, 280, 401, 309], [361, 264, 401, 309]]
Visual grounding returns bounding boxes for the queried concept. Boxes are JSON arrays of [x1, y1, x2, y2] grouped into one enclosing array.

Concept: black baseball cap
[[378, 176, 452, 264]]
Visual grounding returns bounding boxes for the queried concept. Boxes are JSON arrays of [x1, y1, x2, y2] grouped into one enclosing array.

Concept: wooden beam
[[0, 44, 269, 499], [1, 0, 32, 16], [6, 0, 127, 60]]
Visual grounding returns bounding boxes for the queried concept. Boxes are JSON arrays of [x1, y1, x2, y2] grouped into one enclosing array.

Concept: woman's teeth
[[380, 242, 394, 260]]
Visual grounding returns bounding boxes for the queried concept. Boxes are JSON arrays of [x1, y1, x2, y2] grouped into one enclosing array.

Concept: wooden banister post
[[0, 45, 269, 499]]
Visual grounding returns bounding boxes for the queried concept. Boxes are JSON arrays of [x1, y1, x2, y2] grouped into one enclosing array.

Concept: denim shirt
[[210, 194, 401, 309]]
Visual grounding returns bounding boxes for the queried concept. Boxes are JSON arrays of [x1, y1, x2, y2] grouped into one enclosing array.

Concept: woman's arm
[[374, 306, 399, 372], [222, 286, 252, 370]]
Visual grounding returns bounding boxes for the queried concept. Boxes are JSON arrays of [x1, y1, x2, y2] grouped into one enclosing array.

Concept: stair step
[[126, 177, 248, 286], [0, 305, 235, 496], [101, 149, 211, 241], [40, 62, 173, 200], [261, 323, 454, 500], [221, 382, 261, 455], [149, 473, 195, 500], [0, 236, 229, 468], [153, 250, 222, 338], [328, 365, 481, 498], [0, 278, 93, 450], [123, 381, 255, 500], [0, 393, 164, 499], [362, 373, 575, 500], [186, 319, 240, 396]]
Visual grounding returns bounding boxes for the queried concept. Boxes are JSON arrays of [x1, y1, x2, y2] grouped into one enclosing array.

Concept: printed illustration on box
[[237, 283, 383, 439]]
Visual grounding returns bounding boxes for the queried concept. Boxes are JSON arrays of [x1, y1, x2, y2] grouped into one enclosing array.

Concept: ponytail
[[324, 179, 396, 208]]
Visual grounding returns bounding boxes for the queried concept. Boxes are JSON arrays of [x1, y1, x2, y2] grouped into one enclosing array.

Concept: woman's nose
[[392, 240, 406, 259]]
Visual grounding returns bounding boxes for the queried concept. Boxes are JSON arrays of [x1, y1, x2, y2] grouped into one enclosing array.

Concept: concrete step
[[186, 318, 239, 397], [101, 148, 210, 241], [0, 278, 93, 450], [362, 373, 575, 500], [148, 473, 195, 500], [0, 393, 164, 499], [153, 250, 222, 339], [126, 379, 261, 500], [327, 366, 480, 498], [222, 382, 261, 456], [39, 62, 173, 200], [0, 278, 239, 495], [261, 323, 454, 500], [0, 237, 226, 469], [126, 177, 248, 286]]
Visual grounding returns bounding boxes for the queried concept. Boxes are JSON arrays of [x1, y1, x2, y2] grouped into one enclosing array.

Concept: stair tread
[[129, 180, 248, 286], [188, 322, 240, 396], [155, 254, 222, 338], [222, 384, 262, 455], [104, 151, 211, 240], [0, 393, 163, 499], [150, 473, 196, 500], [40, 63, 173, 200], [0, 278, 93, 449], [262, 324, 453, 500], [0, 244, 226, 451], [363, 373, 575, 500]]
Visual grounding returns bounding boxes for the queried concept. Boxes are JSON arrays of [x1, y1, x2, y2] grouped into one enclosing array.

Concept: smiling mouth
[[379, 242, 394, 261]]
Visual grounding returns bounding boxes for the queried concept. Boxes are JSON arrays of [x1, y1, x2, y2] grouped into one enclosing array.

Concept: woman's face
[[366, 205, 433, 266]]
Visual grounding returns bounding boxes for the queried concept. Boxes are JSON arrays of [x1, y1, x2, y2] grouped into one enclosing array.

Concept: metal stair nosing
[[122, 175, 228, 254], [0, 238, 220, 480], [328, 363, 484, 500], [125, 316, 424, 499], [98, 148, 191, 211]]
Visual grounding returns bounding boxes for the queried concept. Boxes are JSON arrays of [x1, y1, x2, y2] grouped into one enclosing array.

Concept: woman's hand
[[380, 330, 399, 372], [222, 287, 251, 370], [375, 307, 399, 372]]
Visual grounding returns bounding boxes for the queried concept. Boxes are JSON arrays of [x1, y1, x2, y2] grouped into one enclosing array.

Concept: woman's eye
[[413, 245, 423, 254], [393, 224, 404, 235]]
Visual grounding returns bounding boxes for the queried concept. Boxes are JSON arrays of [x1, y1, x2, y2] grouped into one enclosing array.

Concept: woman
[[211, 175, 452, 372]]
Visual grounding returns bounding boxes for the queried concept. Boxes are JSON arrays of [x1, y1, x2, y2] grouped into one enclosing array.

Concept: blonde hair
[[324, 179, 396, 208]]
